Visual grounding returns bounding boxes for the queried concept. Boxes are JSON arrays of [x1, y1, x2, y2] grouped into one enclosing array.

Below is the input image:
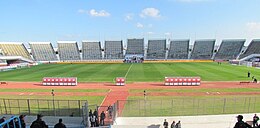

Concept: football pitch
[[0, 62, 259, 82]]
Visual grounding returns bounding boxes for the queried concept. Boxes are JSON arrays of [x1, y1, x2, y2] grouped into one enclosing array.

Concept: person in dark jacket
[[163, 119, 168, 128], [234, 115, 251, 128], [19, 115, 26, 128], [54, 119, 66, 128], [30, 114, 48, 128], [100, 111, 106, 126]]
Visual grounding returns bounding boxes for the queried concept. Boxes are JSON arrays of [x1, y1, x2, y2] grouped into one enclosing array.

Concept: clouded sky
[[0, 0, 260, 45]]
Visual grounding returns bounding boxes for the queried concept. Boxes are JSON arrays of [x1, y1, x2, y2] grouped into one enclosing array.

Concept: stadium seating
[[104, 41, 124, 59], [146, 40, 166, 59], [126, 38, 144, 55], [57, 41, 81, 61], [0, 42, 32, 60], [190, 40, 215, 59], [168, 40, 189, 59], [30, 42, 58, 61], [0, 53, 5, 63], [82, 41, 102, 60], [214, 40, 245, 60], [239, 39, 260, 59]]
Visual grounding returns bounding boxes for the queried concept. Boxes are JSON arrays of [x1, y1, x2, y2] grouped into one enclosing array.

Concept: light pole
[[51, 89, 56, 116]]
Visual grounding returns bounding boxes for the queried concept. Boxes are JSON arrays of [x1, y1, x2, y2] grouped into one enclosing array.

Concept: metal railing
[[117, 97, 260, 117], [0, 99, 87, 117], [0, 116, 21, 128]]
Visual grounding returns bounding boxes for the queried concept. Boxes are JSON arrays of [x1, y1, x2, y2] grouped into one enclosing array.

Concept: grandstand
[[57, 41, 81, 61], [30, 42, 58, 61], [239, 39, 260, 59], [82, 41, 102, 60], [0, 51, 5, 64], [190, 40, 215, 59], [214, 40, 245, 60], [126, 39, 144, 55], [146, 40, 166, 59], [104, 41, 124, 59], [0, 42, 32, 60], [167, 40, 189, 59]]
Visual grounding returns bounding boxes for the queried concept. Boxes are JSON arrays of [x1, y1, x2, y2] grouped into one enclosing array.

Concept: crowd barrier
[[115, 77, 125, 86], [42, 77, 77, 86], [165, 77, 201, 86]]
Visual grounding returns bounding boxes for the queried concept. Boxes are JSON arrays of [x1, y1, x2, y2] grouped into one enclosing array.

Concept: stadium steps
[[99, 89, 129, 125]]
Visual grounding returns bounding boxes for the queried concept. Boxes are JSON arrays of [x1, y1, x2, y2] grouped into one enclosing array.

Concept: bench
[[0, 82, 7, 85], [239, 81, 250, 85]]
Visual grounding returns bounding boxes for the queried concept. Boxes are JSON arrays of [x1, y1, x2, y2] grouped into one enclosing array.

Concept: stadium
[[1, 0, 260, 128], [0, 38, 260, 128]]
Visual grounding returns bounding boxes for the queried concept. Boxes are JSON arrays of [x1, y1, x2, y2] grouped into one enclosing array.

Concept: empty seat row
[[30, 42, 58, 61], [0, 39, 259, 61], [0, 43, 31, 60], [146, 40, 166, 59], [190, 40, 215, 60], [215, 40, 245, 60]]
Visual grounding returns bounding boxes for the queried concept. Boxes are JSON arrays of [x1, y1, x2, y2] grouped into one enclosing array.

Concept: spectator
[[30, 114, 48, 128], [253, 114, 259, 127], [170, 121, 175, 128], [19, 115, 26, 128], [163, 119, 168, 128], [0, 116, 6, 123], [107, 105, 113, 118], [89, 109, 93, 117], [0, 116, 8, 128], [54, 118, 66, 128], [69, 112, 74, 117], [93, 109, 99, 126], [90, 115, 96, 127], [233, 115, 251, 128], [176, 121, 181, 128], [100, 111, 106, 126]]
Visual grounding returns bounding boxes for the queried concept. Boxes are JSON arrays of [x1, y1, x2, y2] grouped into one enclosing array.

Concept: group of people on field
[[89, 105, 113, 127], [163, 119, 181, 128]]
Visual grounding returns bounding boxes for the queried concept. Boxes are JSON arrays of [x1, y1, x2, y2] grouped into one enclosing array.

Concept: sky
[[0, 0, 260, 46]]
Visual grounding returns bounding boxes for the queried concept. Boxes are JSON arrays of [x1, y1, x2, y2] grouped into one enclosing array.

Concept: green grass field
[[0, 62, 259, 82], [122, 96, 260, 117], [1, 62, 260, 117], [0, 88, 107, 116]]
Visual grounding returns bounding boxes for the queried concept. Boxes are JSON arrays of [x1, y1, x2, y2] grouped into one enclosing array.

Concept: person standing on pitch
[[248, 71, 251, 78], [144, 90, 147, 100]]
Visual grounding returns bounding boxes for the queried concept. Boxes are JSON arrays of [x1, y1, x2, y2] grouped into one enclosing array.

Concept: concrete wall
[[113, 113, 258, 128]]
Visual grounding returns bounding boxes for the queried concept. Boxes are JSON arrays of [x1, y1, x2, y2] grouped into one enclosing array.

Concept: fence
[[0, 99, 87, 117], [117, 97, 260, 117]]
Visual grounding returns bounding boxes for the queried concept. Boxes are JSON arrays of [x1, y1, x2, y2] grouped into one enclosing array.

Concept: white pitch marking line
[[19, 93, 24, 95], [29, 93, 34, 95], [124, 63, 133, 78]]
